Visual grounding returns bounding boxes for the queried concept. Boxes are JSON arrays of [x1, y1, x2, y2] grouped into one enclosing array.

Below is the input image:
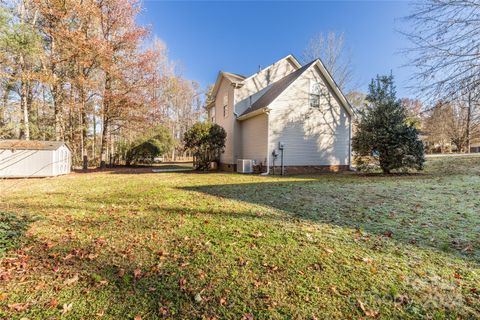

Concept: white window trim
[[310, 81, 321, 108], [223, 95, 228, 118]]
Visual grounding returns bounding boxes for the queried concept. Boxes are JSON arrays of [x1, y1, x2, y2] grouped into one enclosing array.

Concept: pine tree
[[352, 75, 425, 173]]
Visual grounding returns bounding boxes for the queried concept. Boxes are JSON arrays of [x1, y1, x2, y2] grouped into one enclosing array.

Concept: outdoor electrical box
[[278, 142, 284, 150]]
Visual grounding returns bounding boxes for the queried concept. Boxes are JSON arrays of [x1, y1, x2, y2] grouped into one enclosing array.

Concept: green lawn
[[0, 156, 479, 319]]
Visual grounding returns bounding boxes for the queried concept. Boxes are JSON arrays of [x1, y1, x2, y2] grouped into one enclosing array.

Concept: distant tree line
[[0, 0, 203, 167]]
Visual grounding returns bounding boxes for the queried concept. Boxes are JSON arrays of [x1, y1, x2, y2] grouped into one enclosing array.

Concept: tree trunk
[[93, 112, 96, 165], [466, 93, 472, 153], [100, 75, 111, 168], [52, 84, 62, 141], [79, 88, 88, 163], [1, 80, 12, 128], [100, 115, 109, 168], [20, 78, 30, 140]]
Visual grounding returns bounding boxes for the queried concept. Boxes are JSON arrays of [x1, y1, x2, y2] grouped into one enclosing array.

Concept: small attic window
[[210, 106, 215, 122], [223, 95, 228, 118], [310, 82, 321, 108]]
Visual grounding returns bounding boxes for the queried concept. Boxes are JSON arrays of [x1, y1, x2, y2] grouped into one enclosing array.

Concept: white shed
[[0, 140, 71, 178]]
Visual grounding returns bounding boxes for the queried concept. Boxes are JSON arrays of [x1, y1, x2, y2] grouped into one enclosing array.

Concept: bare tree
[[423, 100, 479, 153], [404, 0, 480, 152], [302, 31, 354, 92]]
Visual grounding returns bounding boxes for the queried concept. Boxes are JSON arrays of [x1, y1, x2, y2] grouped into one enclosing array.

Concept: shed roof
[[0, 139, 68, 151]]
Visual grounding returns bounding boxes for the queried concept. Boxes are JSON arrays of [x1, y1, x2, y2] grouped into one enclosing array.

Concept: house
[[207, 55, 353, 174], [0, 140, 71, 178]]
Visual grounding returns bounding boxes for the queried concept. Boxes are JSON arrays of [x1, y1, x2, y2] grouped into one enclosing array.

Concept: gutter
[[261, 111, 271, 176], [237, 107, 270, 121], [348, 118, 353, 171]]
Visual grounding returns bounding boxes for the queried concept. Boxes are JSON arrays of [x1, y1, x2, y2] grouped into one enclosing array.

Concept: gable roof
[[207, 71, 245, 109], [223, 72, 245, 82], [0, 139, 69, 151], [238, 59, 354, 119], [207, 55, 301, 108], [239, 54, 301, 84], [239, 60, 316, 117]]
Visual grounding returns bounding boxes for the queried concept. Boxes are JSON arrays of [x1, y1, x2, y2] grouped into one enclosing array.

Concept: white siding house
[[0, 140, 71, 178], [207, 55, 353, 174]]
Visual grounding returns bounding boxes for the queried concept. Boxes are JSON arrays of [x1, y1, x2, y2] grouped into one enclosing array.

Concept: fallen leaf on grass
[[159, 306, 170, 317], [324, 248, 334, 254], [134, 268, 143, 279], [383, 231, 393, 238], [62, 253, 74, 261], [62, 303, 73, 315], [87, 253, 99, 260], [194, 293, 202, 303], [220, 297, 227, 305], [362, 257, 373, 264], [241, 313, 254, 320], [330, 286, 339, 295], [117, 268, 125, 277], [48, 298, 59, 308], [134, 315, 142, 320], [8, 303, 29, 312], [253, 231, 263, 238], [238, 257, 247, 266], [179, 278, 187, 290], [357, 299, 379, 318], [63, 274, 79, 286], [45, 242, 55, 249]]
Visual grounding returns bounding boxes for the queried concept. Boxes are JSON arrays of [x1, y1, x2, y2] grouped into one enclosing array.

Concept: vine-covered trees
[[183, 123, 226, 171], [352, 75, 425, 173]]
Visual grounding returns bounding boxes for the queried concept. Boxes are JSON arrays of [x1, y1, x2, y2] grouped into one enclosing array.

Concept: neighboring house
[[207, 55, 353, 173], [0, 140, 71, 178]]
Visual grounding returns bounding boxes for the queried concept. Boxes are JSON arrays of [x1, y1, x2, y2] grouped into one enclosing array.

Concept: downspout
[[348, 116, 353, 171], [261, 111, 270, 175]]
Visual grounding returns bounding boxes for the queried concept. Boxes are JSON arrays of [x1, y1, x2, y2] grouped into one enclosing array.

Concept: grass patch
[[0, 156, 479, 319], [0, 212, 32, 255]]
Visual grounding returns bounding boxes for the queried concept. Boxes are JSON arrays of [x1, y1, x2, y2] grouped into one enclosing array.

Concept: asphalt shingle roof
[[239, 60, 316, 117]]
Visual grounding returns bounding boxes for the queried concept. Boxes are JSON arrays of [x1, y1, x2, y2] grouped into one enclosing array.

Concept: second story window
[[310, 82, 321, 108], [223, 95, 228, 118], [210, 107, 215, 122]]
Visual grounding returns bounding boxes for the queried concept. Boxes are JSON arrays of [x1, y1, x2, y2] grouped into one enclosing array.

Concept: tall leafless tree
[[404, 0, 480, 152], [302, 31, 354, 92]]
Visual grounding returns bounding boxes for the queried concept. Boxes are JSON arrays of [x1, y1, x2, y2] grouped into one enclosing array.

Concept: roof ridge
[[239, 60, 316, 117]]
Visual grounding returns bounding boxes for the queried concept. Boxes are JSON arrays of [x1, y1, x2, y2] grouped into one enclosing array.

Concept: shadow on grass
[[179, 177, 480, 264], [0, 211, 226, 319], [74, 163, 195, 175], [1, 188, 479, 318], [0, 212, 34, 256]]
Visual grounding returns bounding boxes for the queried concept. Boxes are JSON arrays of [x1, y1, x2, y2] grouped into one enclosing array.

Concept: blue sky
[[139, 1, 414, 97]]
